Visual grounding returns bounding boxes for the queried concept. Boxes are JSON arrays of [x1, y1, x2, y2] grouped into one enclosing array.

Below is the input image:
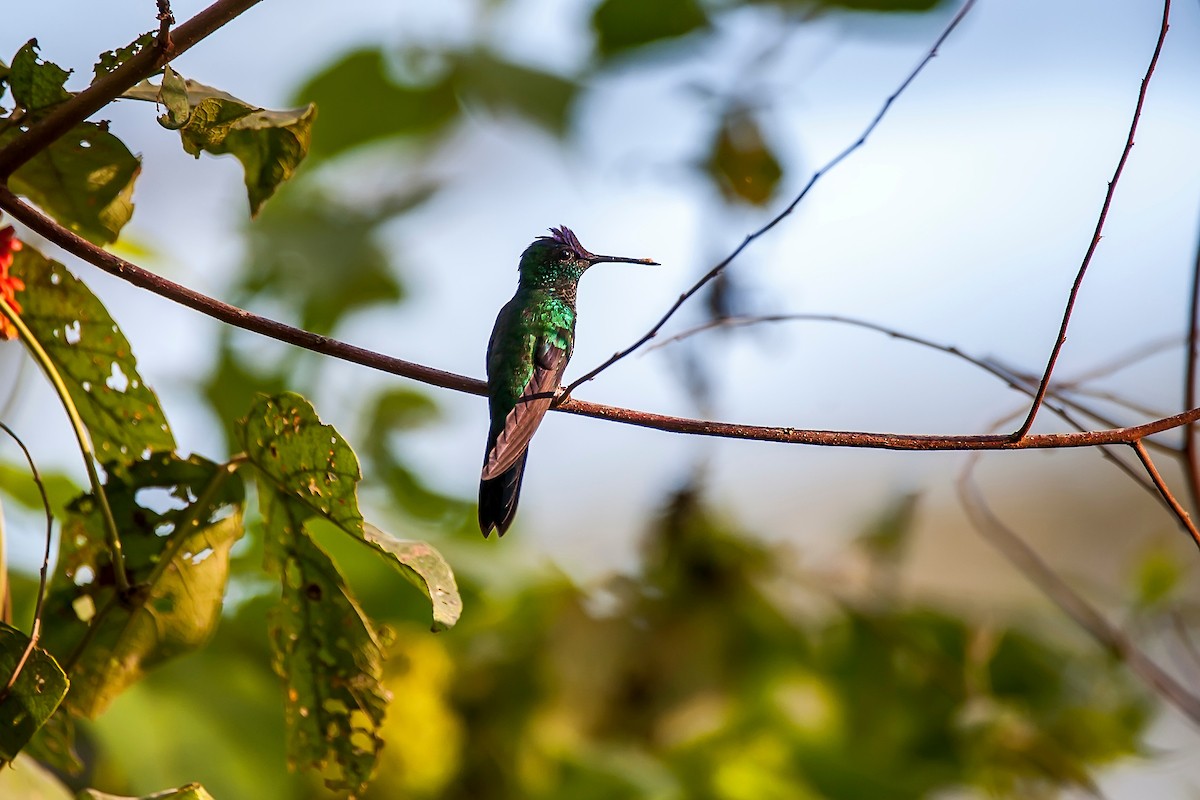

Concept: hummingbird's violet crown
[[537, 225, 593, 260]]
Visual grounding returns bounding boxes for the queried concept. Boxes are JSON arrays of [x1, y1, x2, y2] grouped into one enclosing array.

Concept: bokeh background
[[3, 0, 1200, 797]]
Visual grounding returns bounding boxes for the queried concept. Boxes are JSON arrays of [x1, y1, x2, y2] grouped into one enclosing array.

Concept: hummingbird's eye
[[558, 248, 574, 262]]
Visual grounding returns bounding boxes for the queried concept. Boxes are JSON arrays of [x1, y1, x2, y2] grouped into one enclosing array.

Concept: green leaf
[[0, 754, 72, 799], [125, 75, 314, 215], [364, 524, 461, 632], [0, 623, 69, 761], [1132, 544, 1182, 608], [704, 111, 782, 206], [23, 712, 81, 775], [591, 0, 710, 57], [238, 392, 460, 630], [8, 40, 71, 111], [0, 461, 81, 517], [264, 508, 388, 796], [92, 33, 156, 79], [0, 122, 140, 245], [156, 65, 190, 129], [8, 247, 175, 476], [451, 51, 576, 135], [816, 0, 943, 10], [294, 48, 457, 159], [79, 785, 216, 800], [39, 454, 244, 718]]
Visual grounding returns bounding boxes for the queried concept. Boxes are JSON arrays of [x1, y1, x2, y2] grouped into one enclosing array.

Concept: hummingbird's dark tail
[[479, 450, 528, 537]]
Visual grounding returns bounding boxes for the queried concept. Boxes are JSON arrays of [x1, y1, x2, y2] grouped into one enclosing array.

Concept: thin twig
[[156, 0, 176, 53], [561, 0, 978, 396], [1183, 205, 1200, 508], [0, 422, 55, 702], [1132, 440, 1200, 551], [957, 454, 1200, 724], [0, 0, 263, 178], [8, 187, 1200, 453], [1012, 0, 1172, 440]]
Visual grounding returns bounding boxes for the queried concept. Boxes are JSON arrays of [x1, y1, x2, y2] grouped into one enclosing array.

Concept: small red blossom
[[0, 225, 26, 341]]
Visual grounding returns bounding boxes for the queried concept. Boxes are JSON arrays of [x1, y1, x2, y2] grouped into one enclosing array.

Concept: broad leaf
[[704, 111, 782, 206], [294, 48, 457, 159], [22, 712, 80, 775], [0, 623, 69, 761], [238, 392, 460, 630], [591, 0, 709, 57], [7, 40, 71, 111], [92, 33, 156, 79], [8, 247, 175, 476], [0, 461, 81, 517], [2, 43, 140, 244], [0, 754, 72, 799], [80, 785, 216, 800], [264, 501, 388, 796], [364, 524, 461, 632], [451, 51, 576, 135], [0, 123, 140, 245], [39, 454, 244, 718], [125, 75, 313, 215]]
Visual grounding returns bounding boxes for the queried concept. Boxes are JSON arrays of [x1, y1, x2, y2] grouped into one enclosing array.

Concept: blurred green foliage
[[14, 480, 1149, 799]]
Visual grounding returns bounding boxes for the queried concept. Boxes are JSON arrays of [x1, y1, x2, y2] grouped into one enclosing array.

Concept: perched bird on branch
[[479, 226, 657, 537]]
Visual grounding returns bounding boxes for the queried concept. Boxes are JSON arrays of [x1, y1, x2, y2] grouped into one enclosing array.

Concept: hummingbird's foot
[[552, 386, 572, 407]]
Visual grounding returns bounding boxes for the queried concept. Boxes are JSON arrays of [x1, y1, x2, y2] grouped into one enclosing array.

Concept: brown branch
[[1012, 0, 1172, 440], [561, 0, 978, 396], [8, 185, 1200, 455], [0, 0, 263, 178], [957, 455, 1200, 725], [1132, 440, 1200, 551]]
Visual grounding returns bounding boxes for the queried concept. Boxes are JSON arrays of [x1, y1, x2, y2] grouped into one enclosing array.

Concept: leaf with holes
[[37, 454, 244, 719], [7, 40, 71, 111], [92, 33, 155, 79], [263, 499, 388, 796], [238, 392, 460, 631], [0, 623, 69, 761], [125, 74, 313, 215], [8, 247, 175, 476], [0, 121, 140, 245], [3, 42, 140, 244]]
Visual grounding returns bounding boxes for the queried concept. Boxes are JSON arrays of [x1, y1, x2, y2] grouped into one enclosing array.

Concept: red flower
[[0, 225, 25, 341]]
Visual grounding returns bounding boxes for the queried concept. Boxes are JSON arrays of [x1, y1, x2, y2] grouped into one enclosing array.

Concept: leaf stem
[[0, 296, 130, 594]]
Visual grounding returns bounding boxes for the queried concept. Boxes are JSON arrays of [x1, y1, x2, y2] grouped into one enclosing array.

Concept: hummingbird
[[479, 226, 658, 537]]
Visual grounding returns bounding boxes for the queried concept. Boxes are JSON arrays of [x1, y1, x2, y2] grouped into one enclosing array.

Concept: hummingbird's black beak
[[587, 254, 659, 266]]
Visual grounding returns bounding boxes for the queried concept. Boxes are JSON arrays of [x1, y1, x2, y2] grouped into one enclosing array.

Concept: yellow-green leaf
[[39, 454, 244, 718]]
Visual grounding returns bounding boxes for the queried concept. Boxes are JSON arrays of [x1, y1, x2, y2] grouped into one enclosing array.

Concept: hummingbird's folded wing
[[482, 338, 569, 481]]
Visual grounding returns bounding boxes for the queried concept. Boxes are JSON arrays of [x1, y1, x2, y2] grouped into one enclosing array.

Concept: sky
[[4, 0, 1200, 796]]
